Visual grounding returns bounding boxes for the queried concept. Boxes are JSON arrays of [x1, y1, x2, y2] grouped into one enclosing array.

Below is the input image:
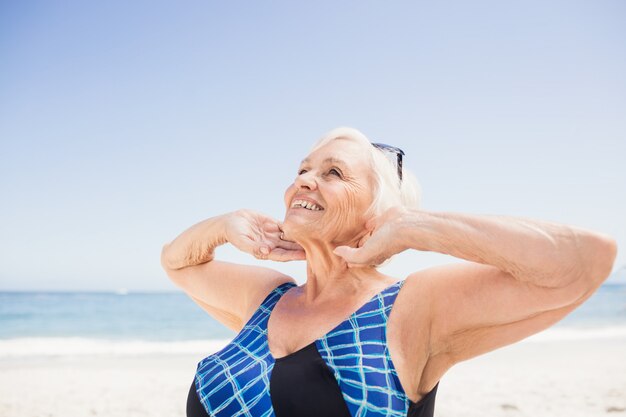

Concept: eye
[[298, 169, 307, 175], [329, 168, 342, 177]]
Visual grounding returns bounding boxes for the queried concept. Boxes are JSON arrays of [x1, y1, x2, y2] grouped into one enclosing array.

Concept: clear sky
[[1, 0, 625, 291]]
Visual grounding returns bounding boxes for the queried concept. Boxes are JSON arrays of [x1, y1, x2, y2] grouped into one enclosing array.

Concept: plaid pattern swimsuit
[[187, 280, 439, 417]]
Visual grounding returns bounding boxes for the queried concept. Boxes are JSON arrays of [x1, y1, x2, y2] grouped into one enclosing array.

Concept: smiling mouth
[[290, 199, 324, 211]]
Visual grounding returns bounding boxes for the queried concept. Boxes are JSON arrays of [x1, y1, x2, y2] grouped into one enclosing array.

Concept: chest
[[267, 285, 431, 401], [193, 282, 422, 416], [266, 295, 368, 358]]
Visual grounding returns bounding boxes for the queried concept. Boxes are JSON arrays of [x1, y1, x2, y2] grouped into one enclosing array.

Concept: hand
[[333, 206, 409, 267], [226, 209, 306, 262]]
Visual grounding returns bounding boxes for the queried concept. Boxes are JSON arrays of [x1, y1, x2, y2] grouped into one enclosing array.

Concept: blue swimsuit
[[187, 280, 439, 417]]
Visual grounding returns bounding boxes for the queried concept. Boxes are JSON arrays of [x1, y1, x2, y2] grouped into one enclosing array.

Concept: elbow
[[550, 231, 617, 306], [161, 245, 185, 288], [587, 234, 618, 284], [160, 243, 171, 270], [572, 233, 618, 299], [160, 242, 205, 288]]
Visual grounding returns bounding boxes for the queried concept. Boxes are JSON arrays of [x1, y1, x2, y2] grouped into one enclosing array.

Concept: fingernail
[[260, 247, 269, 255]]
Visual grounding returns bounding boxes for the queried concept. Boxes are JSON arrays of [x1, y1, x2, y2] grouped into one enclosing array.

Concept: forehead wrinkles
[[300, 156, 349, 167], [301, 156, 373, 189]]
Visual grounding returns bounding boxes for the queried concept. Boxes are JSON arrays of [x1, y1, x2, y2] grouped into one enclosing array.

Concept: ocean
[[1, 283, 625, 357]]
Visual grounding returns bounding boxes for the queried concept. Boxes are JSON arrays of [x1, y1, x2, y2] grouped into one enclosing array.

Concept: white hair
[[309, 126, 422, 219]]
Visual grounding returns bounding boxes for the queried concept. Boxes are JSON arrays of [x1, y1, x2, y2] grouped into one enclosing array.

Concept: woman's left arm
[[335, 207, 618, 363]]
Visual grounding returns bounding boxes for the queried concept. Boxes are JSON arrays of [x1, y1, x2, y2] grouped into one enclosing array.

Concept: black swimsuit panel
[[187, 340, 438, 417]]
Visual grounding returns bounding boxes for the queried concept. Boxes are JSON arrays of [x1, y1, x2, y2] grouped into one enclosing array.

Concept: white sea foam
[[523, 325, 626, 343], [0, 337, 231, 357], [1, 325, 626, 357]]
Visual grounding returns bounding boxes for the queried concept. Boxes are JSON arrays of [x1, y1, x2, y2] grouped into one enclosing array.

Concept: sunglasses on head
[[371, 142, 405, 182]]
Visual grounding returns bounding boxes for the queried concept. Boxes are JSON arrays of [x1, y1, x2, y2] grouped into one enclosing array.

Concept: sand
[[436, 338, 626, 417], [0, 337, 624, 417]]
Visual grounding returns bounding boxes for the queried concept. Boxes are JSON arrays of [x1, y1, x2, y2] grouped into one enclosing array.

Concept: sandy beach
[[0, 336, 624, 417], [436, 337, 626, 417]]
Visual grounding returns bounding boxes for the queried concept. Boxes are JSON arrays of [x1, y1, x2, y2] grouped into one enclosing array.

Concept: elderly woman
[[161, 127, 617, 417]]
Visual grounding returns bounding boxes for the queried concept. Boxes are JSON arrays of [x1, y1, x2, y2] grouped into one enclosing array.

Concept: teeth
[[291, 199, 323, 211]]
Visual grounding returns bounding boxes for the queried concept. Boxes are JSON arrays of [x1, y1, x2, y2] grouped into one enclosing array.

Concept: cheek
[[347, 181, 371, 209], [332, 182, 370, 224], [284, 183, 297, 207]]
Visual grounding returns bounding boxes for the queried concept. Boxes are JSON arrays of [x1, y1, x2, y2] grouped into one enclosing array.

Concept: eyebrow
[[299, 157, 349, 167]]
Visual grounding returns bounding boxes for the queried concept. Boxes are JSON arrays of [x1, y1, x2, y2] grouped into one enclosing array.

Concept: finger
[[268, 247, 307, 262], [274, 227, 293, 242], [365, 216, 378, 231], [274, 239, 304, 251], [261, 230, 301, 249], [253, 233, 303, 259], [237, 233, 279, 260], [333, 246, 373, 265], [235, 235, 265, 257], [253, 243, 271, 259], [357, 230, 373, 248], [264, 220, 282, 233], [270, 230, 303, 249]]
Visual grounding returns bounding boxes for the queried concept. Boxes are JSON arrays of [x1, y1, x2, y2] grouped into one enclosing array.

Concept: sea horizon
[[1, 281, 625, 358]]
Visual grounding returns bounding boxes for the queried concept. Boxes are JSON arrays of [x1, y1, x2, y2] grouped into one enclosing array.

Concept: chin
[[282, 218, 318, 240]]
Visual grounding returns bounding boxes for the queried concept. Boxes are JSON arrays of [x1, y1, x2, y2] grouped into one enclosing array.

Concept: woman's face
[[283, 138, 374, 245]]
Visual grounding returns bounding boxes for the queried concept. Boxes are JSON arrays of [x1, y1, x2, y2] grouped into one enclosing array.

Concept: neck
[[296, 236, 388, 304]]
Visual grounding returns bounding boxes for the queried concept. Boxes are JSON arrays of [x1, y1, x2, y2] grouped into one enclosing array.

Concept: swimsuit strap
[[194, 281, 296, 417], [316, 279, 409, 417], [242, 281, 298, 334]]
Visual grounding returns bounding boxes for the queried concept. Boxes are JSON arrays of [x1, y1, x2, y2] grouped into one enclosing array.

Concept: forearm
[[161, 214, 230, 270], [402, 209, 617, 288]]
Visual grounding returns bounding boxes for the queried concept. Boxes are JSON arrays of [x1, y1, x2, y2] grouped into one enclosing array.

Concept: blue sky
[[1, 1, 625, 291]]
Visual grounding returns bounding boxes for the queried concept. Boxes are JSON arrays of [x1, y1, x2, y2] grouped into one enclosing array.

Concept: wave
[[0, 337, 231, 357], [1, 325, 626, 357]]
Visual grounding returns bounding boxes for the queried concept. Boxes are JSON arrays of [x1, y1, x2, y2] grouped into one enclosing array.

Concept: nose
[[294, 170, 318, 191]]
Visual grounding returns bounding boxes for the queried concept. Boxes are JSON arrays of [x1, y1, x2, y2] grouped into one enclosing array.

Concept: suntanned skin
[[161, 131, 617, 403]]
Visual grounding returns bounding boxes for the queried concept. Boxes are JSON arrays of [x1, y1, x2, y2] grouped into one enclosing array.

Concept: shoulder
[[395, 271, 433, 314], [392, 273, 432, 338], [239, 276, 297, 327], [394, 264, 465, 349]]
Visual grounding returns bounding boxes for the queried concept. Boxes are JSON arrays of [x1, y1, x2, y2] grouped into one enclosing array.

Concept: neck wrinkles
[[296, 237, 386, 304]]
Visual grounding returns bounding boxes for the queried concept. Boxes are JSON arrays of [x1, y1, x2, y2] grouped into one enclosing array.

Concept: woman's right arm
[[160, 210, 303, 332]]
